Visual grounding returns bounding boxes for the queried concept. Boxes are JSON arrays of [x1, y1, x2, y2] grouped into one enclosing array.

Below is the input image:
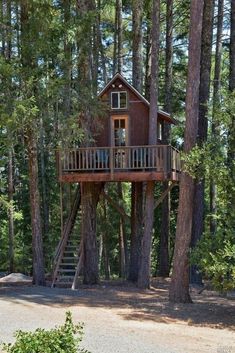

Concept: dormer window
[[111, 91, 127, 109]]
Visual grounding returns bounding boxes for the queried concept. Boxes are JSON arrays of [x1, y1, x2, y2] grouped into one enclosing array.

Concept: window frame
[[111, 91, 128, 110], [111, 115, 129, 146]]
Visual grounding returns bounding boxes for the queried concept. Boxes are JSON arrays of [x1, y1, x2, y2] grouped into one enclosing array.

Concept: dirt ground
[[0, 279, 234, 353]]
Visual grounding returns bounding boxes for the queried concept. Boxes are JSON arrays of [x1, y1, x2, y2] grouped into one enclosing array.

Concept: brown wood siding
[[95, 78, 167, 147]]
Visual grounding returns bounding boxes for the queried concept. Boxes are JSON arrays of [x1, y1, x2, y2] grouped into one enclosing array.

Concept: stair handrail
[[51, 185, 81, 287]]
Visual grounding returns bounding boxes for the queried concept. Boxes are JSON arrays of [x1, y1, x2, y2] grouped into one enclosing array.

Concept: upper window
[[111, 91, 127, 109]]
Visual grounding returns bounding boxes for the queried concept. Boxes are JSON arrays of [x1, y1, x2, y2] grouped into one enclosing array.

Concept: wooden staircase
[[51, 185, 81, 287]]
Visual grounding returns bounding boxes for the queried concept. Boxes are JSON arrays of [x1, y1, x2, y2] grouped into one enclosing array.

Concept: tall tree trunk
[[27, 129, 45, 285], [5, 0, 14, 273], [169, 0, 204, 303], [132, 0, 143, 90], [39, 117, 49, 239], [158, 0, 173, 277], [21, 0, 45, 285], [227, 0, 235, 223], [138, 0, 160, 289], [117, 183, 128, 278], [113, 6, 118, 75], [1, 0, 6, 56], [75, 0, 102, 286], [210, 0, 224, 235], [129, 182, 143, 281], [117, 0, 123, 73], [63, 0, 72, 118], [144, 3, 151, 100], [97, 0, 107, 84], [190, 0, 214, 284], [100, 199, 110, 280], [129, 0, 144, 282], [82, 182, 103, 284], [8, 147, 14, 273]]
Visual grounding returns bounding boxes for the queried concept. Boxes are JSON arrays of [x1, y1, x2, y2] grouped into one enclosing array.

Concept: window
[[114, 118, 127, 146], [157, 121, 163, 140], [111, 91, 127, 109]]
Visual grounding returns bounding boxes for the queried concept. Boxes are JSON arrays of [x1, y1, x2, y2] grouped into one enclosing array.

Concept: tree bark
[[210, 0, 224, 236], [138, 0, 160, 289], [27, 128, 45, 285], [129, 182, 143, 281], [191, 0, 214, 284], [21, 0, 45, 285], [148, 0, 159, 145], [132, 0, 143, 90], [81, 182, 103, 284], [144, 3, 151, 101], [117, 183, 128, 278], [230, 0, 235, 92], [117, 0, 123, 73], [158, 0, 173, 277], [62, 0, 72, 118], [227, 0, 235, 224], [129, 0, 144, 282], [169, 0, 204, 303], [97, 0, 107, 84], [8, 147, 15, 273], [137, 181, 155, 288], [39, 117, 49, 239], [100, 199, 110, 280]]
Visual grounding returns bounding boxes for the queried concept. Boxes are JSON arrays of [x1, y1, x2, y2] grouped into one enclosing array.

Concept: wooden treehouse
[[52, 73, 181, 287]]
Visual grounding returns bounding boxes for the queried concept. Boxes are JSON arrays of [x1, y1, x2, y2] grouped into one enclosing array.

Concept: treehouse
[[57, 73, 181, 183], [52, 74, 181, 288]]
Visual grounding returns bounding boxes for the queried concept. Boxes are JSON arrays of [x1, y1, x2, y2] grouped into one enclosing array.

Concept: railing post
[[58, 150, 63, 179], [110, 147, 114, 180], [168, 146, 172, 178], [163, 145, 168, 178]]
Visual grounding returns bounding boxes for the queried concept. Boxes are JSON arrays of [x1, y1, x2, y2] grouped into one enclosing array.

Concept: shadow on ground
[[0, 279, 234, 331]]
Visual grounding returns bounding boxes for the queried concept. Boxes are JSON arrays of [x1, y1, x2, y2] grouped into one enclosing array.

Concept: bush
[[191, 231, 235, 292], [2, 311, 90, 353]]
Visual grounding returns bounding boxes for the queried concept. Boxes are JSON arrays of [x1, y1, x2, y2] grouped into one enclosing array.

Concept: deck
[[57, 145, 181, 183]]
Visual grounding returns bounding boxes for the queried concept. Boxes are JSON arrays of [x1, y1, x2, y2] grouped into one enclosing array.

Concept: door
[[111, 116, 129, 168]]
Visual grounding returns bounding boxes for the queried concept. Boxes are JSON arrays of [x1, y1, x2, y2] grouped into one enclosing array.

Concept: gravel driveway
[[0, 285, 234, 353]]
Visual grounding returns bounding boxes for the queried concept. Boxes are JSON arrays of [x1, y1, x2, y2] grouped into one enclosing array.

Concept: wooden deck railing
[[57, 145, 181, 177]]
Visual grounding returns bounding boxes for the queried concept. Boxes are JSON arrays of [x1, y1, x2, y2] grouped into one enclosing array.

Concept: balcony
[[57, 145, 181, 183]]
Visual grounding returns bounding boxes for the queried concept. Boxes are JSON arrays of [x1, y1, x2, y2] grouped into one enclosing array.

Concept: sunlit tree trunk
[[129, 0, 144, 282], [227, 0, 235, 225], [138, 0, 160, 289], [191, 0, 214, 284], [210, 0, 224, 235], [158, 0, 173, 277], [21, 0, 45, 285], [169, 0, 204, 303]]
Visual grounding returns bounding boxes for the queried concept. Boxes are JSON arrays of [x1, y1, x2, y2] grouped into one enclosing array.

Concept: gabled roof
[[98, 72, 178, 125]]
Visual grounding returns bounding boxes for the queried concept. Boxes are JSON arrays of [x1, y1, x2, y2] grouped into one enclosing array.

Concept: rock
[[0, 273, 32, 286]]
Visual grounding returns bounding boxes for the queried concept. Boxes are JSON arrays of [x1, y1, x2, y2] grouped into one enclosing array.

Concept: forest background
[[0, 0, 234, 302]]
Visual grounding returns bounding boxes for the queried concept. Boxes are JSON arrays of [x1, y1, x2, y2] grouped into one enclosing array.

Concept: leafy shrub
[[2, 311, 90, 353], [191, 231, 235, 292]]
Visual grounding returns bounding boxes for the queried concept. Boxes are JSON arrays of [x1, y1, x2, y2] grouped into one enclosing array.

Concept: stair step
[[60, 263, 77, 266], [58, 269, 76, 273], [62, 257, 79, 260], [64, 250, 77, 254], [57, 276, 75, 280]]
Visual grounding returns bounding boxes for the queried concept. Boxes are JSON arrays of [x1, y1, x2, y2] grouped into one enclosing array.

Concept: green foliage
[[2, 312, 90, 353], [191, 232, 235, 292]]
